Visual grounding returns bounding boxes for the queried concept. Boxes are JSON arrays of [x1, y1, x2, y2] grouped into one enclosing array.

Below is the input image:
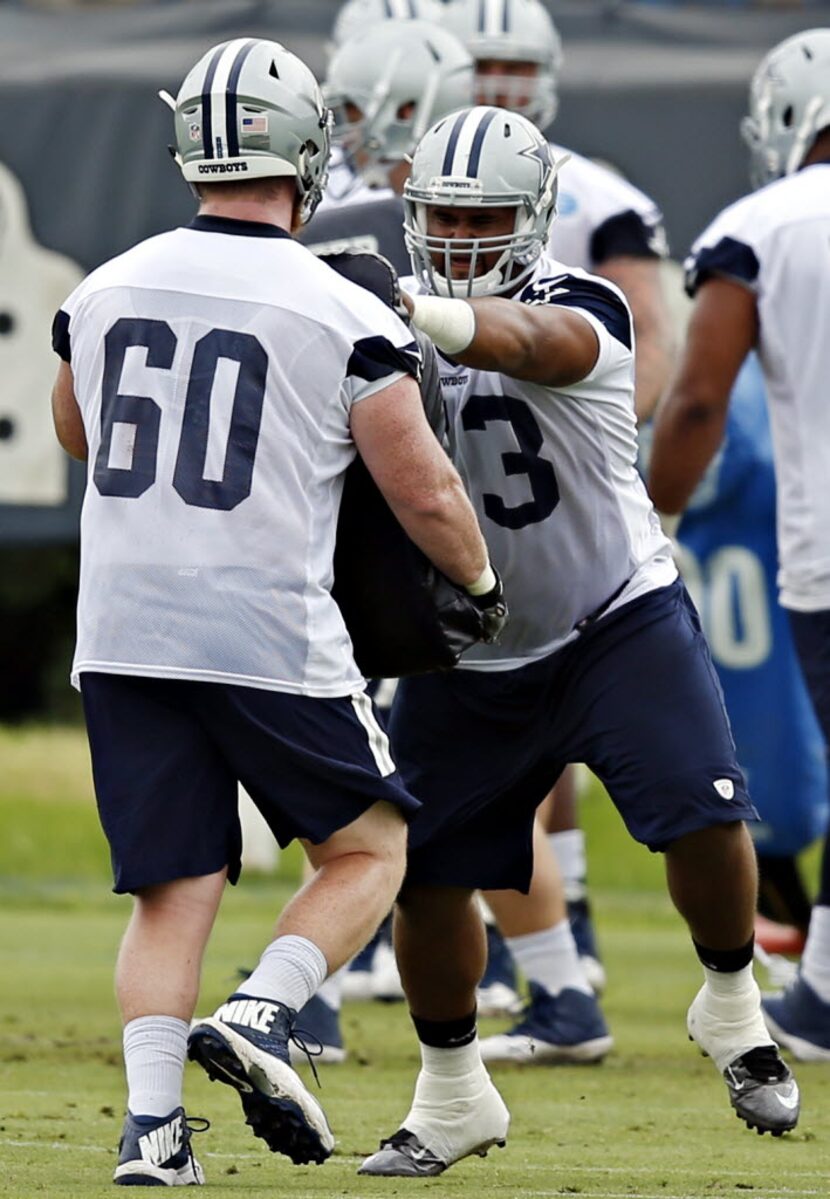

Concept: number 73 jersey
[[54, 217, 419, 697], [426, 256, 675, 670]]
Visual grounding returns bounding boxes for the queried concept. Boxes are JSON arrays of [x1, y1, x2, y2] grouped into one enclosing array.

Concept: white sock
[[419, 1036, 484, 1080], [316, 965, 345, 1012], [123, 1016, 188, 1118], [236, 934, 328, 1011], [507, 920, 592, 997], [801, 904, 830, 1003], [702, 962, 758, 1002], [548, 830, 587, 902]]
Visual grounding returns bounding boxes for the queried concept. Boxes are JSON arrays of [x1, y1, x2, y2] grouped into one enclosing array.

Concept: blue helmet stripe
[[224, 39, 257, 158], [200, 43, 227, 160], [477, 0, 486, 33], [467, 108, 497, 177], [408, 0, 417, 15], [441, 110, 469, 174], [502, 0, 511, 32], [383, 0, 393, 15]]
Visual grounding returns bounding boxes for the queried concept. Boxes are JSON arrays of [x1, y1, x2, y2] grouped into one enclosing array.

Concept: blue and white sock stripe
[[440, 106, 497, 177], [200, 38, 257, 161], [478, 0, 511, 34], [351, 693, 396, 777]]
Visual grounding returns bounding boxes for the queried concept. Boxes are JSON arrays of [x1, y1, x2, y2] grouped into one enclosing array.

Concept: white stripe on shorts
[[351, 692, 396, 777]]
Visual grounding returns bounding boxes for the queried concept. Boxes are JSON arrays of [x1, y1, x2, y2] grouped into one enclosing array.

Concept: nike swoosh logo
[[775, 1090, 799, 1110]]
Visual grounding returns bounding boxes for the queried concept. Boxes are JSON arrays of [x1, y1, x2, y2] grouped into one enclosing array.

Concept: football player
[[649, 28, 830, 1063], [356, 105, 799, 1177], [50, 39, 502, 1183], [318, 0, 450, 211]]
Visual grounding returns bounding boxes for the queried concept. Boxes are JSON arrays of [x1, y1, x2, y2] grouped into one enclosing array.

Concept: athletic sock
[[548, 830, 587, 903], [506, 919, 592, 997], [411, 1010, 483, 1080], [236, 934, 328, 1011], [700, 962, 758, 1002], [123, 1015, 188, 1118], [801, 904, 830, 1003]]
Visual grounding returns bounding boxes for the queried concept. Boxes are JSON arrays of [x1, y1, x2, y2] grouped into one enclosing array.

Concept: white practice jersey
[[550, 143, 667, 270], [406, 255, 675, 670], [53, 215, 419, 696], [686, 162, 830, 613], [317, 145, 395, 214]]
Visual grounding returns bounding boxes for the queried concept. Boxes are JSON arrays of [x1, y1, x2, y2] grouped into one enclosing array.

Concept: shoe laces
[[733, 1045, 788, 1082], [288, 1019, 324, 1088], [183, 1115, 210, 1174]]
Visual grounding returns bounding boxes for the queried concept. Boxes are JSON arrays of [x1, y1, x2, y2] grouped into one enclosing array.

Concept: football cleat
[[687, 983, 799, 1135], [480, 983, 612, 1065], [290, 994, 347, 1066], [113, 1107, 206, 1186], [358, 1066, 509, 1176], [477, 924, 523, 1017], [187, 994, 334, 1164], [763, 974, 830, 1063], [567, 898, 607, 994]]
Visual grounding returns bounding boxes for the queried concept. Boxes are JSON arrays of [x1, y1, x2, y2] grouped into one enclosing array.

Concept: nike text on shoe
[[480, 983, 613, 1065], [290, 994, 347, 1066], [358, 1068, 509, 1177], [113, 1107, 206, 1186], [187, 994, 335, 1164], [763, 974, 830, 1063], [687, 983, 800, 1135]]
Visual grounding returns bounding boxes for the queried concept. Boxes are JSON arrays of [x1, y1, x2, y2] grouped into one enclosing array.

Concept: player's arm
[[595, 255, 674, 423], [350, 373, 490, 588], [648, 277, 757, 514], [51, 361, 88, 461], [402, 291, 599, 387]]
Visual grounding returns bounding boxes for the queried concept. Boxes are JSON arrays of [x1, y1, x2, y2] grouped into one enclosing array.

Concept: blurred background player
[[317, 0, 449, 212], [649, 27, 830, 1064]]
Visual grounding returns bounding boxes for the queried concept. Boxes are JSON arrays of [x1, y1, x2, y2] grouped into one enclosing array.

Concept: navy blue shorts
[[80, 674, 419, 894], [390, 580, 757, 892]]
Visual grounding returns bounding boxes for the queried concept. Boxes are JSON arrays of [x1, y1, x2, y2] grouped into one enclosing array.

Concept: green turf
[[0, 726, 827, 1197]]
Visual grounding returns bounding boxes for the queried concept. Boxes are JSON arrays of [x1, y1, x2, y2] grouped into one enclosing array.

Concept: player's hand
[[399, 289, 415, 318], [468, 568, 508, 644]]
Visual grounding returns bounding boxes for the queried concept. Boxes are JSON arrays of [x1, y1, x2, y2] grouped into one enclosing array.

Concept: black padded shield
[[321, 250, 485, 677]]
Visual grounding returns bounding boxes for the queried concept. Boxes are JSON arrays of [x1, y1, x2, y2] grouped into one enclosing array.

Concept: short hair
[[194, 176, 297, 204]]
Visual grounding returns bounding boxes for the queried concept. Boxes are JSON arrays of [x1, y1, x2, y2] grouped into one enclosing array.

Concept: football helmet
[[404, 106, 565, 297], [741, 28, 830, 190], [329, 0, 447, 52], [172, 39, 331, 223], [441, 0, 562, 130], [325, 21, 474, 189]]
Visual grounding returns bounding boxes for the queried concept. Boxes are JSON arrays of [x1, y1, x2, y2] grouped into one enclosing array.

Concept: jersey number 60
[[93, 317, 267, 511]]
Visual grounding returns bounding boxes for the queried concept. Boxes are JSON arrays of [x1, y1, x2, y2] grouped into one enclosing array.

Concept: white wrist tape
[[466, 561, 497, 597], [409, 295, 476, 356]]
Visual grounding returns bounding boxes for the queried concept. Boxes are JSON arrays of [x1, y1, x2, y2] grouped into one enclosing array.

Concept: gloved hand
[[468, 567, 508, 644]]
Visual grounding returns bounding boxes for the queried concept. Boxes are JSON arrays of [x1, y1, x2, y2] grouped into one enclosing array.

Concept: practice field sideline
[[0, 725, 827, 1197]]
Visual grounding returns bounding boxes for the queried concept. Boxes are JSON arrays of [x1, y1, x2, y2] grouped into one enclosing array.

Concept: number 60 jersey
[[411, 256, 675, 670], [53, 216, 419, 697]]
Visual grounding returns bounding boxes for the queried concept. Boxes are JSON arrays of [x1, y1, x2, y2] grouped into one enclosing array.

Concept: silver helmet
[[404, 105, 565, 297], [441, 0, 562, 130], [325, 20, 474, 189], [741, 28, 830, 190], [329, 0, 447, 52], [173, 39, 331, 223]]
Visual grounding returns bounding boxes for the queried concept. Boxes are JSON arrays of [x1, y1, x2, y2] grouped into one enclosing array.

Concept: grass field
[[1, 726, 827, 1198]]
